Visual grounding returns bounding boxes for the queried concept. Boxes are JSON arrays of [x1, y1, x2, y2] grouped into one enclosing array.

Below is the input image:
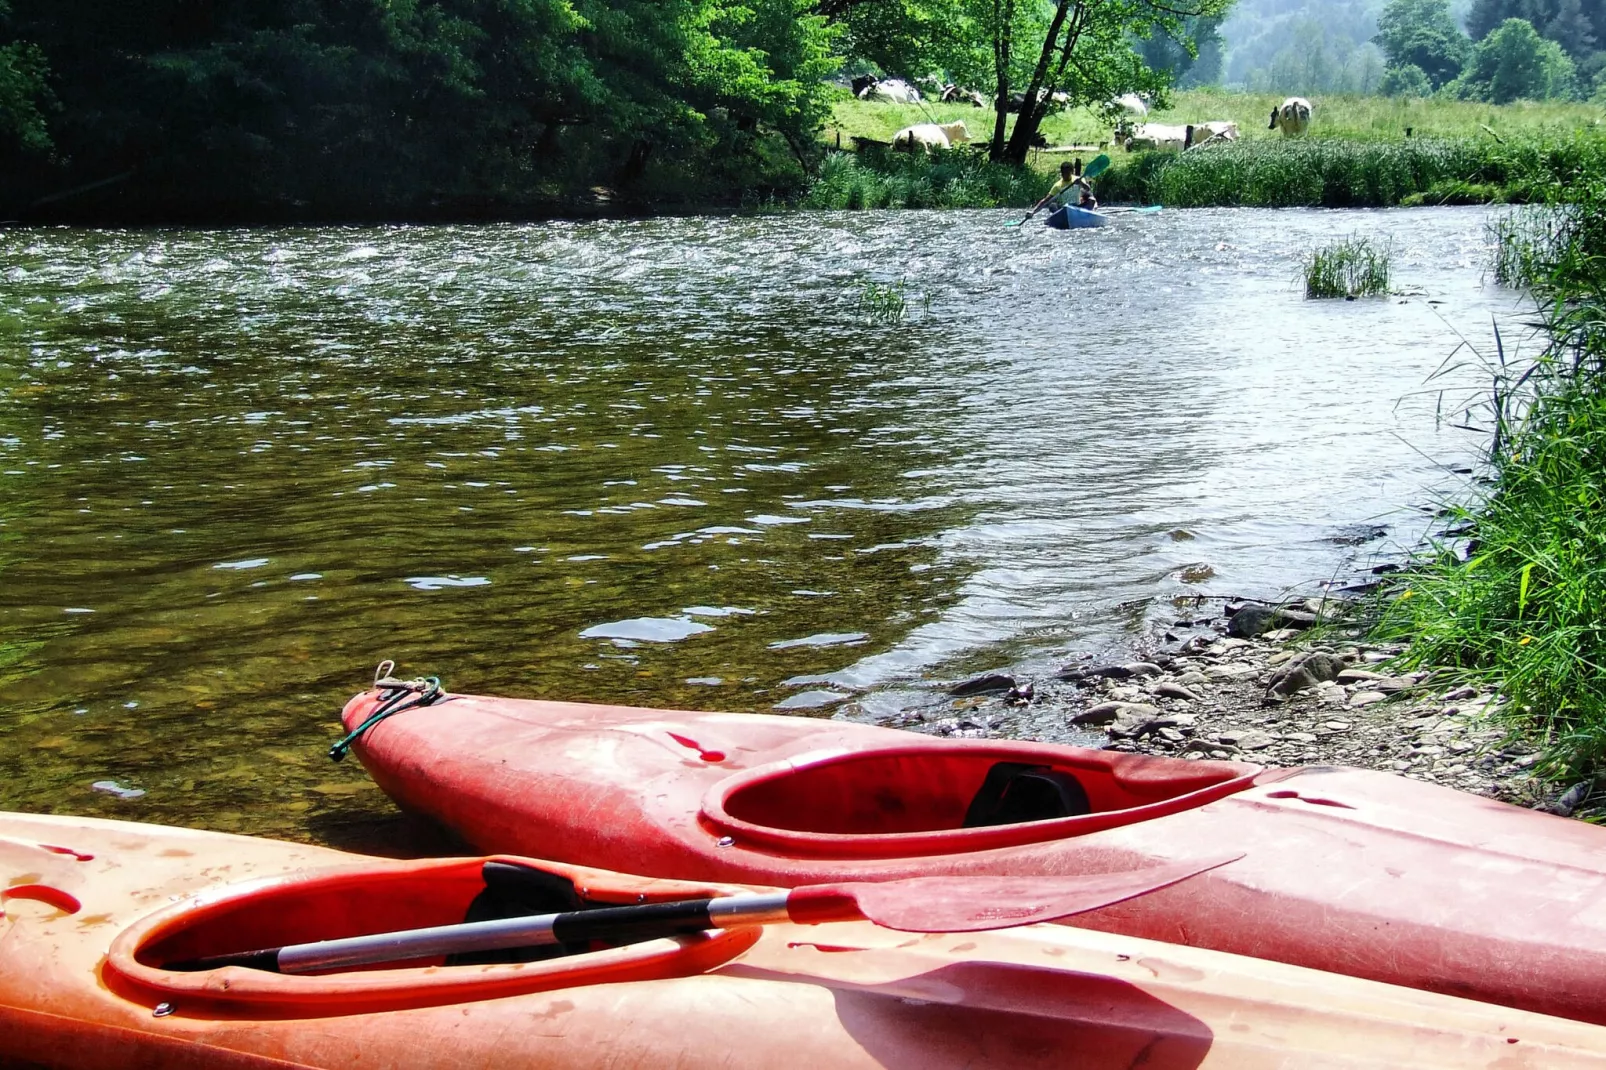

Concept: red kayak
[[342, 679, 1606, 1025], [17, 810, 1606, 1068]]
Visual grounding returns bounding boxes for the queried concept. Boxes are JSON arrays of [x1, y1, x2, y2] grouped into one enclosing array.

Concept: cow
[[892, 121, 972, 152], [861, 79, 922, 104], [1110, 93, 1148, 119], [941, 84, 988, 108], [1121, 123, 1190, 152], [850, 75, 878, 99], [1185, 121, 1240, 148], [1270, 97, 1313, 137]]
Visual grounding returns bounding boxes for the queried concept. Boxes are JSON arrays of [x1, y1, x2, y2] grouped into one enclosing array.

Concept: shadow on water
[[0, 208, 1526, 843]]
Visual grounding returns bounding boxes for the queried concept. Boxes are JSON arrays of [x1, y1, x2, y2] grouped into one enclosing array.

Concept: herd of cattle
[[850, 75, 1314, 155]]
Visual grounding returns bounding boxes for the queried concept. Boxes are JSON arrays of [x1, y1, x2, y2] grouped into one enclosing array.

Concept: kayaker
[[1031, 159, 1097, 216]]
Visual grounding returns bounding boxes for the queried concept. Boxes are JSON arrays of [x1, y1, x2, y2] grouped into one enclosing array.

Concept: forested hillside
[[1217, 0, 1603, 95], [0, 0, 836, 221]]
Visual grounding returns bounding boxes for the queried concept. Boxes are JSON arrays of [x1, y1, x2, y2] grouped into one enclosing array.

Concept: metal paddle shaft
[[166, 855, 1237, 974]]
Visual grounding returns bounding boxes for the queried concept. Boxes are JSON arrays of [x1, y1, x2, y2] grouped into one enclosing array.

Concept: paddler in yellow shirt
[[1030, 159, 1097, 215]]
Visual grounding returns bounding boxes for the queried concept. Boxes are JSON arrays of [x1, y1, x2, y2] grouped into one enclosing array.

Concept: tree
[[1136, 15, 1225, 88], [967, 0, 1230, 165], [1450, 16, 1578, 101], [1374, 0, 1473, 88], [0, 0, 50, 156], [1, 0, 840, 218], [1380, 62, 1434, 95]]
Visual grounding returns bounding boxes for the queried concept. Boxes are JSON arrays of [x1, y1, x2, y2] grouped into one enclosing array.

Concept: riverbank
[[872, 596, 1582, 813]]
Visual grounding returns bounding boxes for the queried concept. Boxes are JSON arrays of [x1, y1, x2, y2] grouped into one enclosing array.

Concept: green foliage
[[1137, 15, 1226, 88], [1381, 62, 1435, 95], [1375, 0, 1474, 88], [0, 0, 49, 156], [1303, 235, 1393, 297], [856, 279, 909, 324], [1113, 137, 1497, 208], [2, 0, 841, 219], [1221, 0, 1390, 95], [1448, 17, 1579, 102], [1370, 134, 1606, 779], [801, 147, 1045, 208]]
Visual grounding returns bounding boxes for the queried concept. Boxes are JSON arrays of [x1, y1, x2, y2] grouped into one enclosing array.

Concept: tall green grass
[[1305, 237, 1393, 298], [802, 148, 1047, 210], [1101, 139, 1493, 208], [1371, 157, 1606, 778]]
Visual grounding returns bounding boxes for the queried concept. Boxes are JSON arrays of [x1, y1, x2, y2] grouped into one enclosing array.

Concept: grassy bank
[[1369, 160, 1606, 780], [822, 87, 1606, 210]]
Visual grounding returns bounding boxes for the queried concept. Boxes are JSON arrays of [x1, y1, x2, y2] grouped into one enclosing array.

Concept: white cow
[[1110, 93, 1149, 119], [1270, 97, 1313, 137], [1186, 121, 1240, 147], [1122, 123, 1191, 152], [892, 121, 971, 152], [861, 79, 922, 104]]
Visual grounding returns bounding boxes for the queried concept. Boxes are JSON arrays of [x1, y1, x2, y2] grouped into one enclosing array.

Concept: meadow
[[818, 87, 1606, 211]]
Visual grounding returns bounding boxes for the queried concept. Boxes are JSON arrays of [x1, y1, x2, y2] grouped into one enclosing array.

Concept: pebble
[[1349, 691, 1388, 708], [1153, 681, 1202, 702]]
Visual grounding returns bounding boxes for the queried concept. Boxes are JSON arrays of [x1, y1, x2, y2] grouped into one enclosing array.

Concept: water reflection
[[0, 208, 1525, 843]]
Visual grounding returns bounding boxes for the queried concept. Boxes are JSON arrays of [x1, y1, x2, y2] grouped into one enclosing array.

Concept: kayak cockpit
[[105, 856, 754, 1015], [700, 745, 1259, 858]]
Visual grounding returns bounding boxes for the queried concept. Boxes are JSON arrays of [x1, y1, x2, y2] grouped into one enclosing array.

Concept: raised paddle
[[167, 855, 1238, 974], [1007, 153, 1111, 227]]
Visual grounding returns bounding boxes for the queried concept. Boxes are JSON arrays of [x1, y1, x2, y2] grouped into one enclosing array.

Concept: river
[[0, 207, 1526, 845]]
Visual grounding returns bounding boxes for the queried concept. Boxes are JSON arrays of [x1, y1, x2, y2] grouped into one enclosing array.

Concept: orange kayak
[[5, 809, 1606, 1069], [339, 684, 1606, 1025]]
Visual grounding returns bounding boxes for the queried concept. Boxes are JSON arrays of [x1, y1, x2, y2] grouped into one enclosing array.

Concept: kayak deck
[[11, 810, 1606, 1068], [340, 687, 1606, 1025]]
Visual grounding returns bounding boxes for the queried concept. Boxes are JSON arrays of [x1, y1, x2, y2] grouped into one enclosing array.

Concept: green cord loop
[[329, 674, 442, 762]]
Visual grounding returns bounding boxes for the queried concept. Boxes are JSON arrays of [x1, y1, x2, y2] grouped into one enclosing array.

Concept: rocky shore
[[867, 597, 1585, 815]]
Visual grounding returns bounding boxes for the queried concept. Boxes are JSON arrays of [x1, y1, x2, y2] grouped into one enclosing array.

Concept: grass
[[820, 86, 1606, 210], [857, 280, 909, 324], [1304, 236, 1393, 298], [1368, 156, 1606, 780], [801, 147, 1047, 210]]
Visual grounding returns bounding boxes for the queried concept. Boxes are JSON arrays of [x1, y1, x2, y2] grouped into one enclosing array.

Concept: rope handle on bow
[[329, 661, 444, 762]]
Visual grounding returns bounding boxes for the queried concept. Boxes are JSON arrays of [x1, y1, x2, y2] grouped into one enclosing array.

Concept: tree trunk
[[1004, 0, 1081, 164], [988, 0, 1015, 161]]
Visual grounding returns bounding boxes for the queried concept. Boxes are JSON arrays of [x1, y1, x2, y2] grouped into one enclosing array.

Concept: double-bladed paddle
[[167, 855, 1238, 975], [1007, 153, 1111, 228]]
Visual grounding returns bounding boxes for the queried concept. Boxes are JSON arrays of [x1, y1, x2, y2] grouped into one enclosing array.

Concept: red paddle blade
[[793, 855, 1241, 933]]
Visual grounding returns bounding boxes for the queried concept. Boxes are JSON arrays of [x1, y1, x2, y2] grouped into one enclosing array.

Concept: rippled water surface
[[0, 208, 1525, 844]]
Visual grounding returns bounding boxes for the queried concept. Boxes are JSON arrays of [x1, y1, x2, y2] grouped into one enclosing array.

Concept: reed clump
[[1370, 158, 1606, 778], [857, 280, 909, 325], [1304, 237, 1393, 299]]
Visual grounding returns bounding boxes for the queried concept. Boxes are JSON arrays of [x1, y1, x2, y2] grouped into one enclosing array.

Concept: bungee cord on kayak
[[327, 661, 443, 762]]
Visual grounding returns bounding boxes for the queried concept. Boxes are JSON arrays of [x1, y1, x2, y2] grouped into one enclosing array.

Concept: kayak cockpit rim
[[103, 855, 756, 1016], [697, 742, 1262, 859]]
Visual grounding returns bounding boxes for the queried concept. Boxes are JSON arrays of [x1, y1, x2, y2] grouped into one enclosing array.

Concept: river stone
[[1070, 702, 1125, 725], [1176, 671, 1210, 687], [1060, 664, 1142, 682], [1227, 605, 1281, 638], [1266, 652, 1348, 697], [1153, 681, 1201, 702], [1336, 668, 1386, 684], [950, 673, 1015, 697], [1349, 690, 1388, 708], [1122, 662, 1164, 678]]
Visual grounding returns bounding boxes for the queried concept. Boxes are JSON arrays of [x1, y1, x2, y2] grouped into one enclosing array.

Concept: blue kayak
[[1045, 204, 1111, 229]]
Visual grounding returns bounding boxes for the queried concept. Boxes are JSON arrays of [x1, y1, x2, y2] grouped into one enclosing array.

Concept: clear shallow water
[[0, 208, 1526, 844]]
